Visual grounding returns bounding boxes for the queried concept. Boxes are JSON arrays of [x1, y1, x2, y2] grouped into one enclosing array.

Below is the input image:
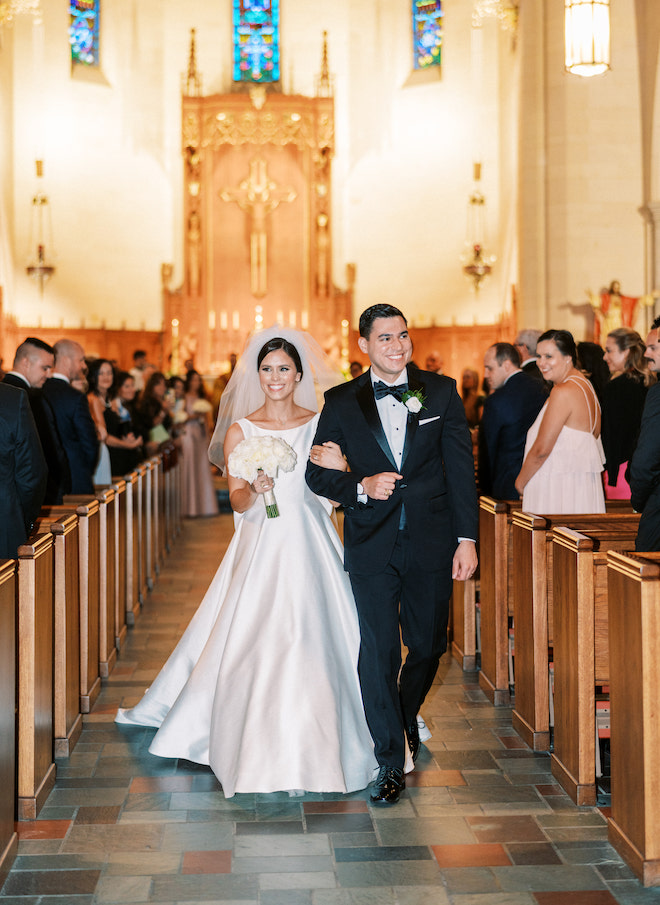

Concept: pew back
[[607, 550, 660, 886], [511, 509, 639, 751], [0, 560, 17, 882]]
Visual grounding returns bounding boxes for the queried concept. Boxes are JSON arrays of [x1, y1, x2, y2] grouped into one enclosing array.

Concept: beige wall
[[0, 0, 656, 345]]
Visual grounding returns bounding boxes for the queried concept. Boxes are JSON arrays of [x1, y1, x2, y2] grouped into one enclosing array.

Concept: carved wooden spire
[[315, 30, 333, 97], [184, 28, 202, 96]]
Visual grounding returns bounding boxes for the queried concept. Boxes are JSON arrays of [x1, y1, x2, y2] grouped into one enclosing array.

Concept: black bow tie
[[373, 380, 408, 402]]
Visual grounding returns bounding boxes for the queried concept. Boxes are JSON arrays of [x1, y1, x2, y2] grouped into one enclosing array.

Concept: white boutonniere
[[402, 389, 426, 414]]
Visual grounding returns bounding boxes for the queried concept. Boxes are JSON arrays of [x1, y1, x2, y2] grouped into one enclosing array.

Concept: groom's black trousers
[[348, 526, 453, 769]]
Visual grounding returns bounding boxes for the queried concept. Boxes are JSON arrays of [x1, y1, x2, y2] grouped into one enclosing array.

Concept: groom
[[306, 304, 478, 804]]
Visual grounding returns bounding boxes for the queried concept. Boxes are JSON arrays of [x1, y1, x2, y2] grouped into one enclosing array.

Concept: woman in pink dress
[[181, 369, 219, 517], [515, 329, 605, 514]]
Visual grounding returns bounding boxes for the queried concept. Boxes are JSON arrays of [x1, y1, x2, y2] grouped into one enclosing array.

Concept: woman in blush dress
[[601, 327, 653, 500], [116, 328, 379, 798], [515, 329, 605, 514], [180, 370, 219, 518]]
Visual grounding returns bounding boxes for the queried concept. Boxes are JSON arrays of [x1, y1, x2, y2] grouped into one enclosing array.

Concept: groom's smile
[[358, 315, 413, 382]]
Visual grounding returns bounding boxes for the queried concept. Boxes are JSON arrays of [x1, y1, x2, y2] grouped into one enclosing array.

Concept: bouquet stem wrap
[[258, 468, 280, 518]]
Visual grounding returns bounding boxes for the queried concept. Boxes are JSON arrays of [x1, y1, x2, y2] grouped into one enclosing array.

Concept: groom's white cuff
[[356, 482, 368, 504]]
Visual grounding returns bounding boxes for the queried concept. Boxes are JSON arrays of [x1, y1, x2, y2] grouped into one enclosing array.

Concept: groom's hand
[[362, 472, 403, 501], [452, 540, 478, 581]]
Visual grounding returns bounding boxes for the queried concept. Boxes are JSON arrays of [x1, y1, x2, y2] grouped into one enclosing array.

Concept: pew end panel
[[122, 471, 141, 626], [550, 528, 596, 805], [109, 479, 128, 652], [451, 574, 478, 672], [511, 511, 550, 750], [0, 560, 17, 884], [477, 497, 521, 705], [94, 487, 117, 679], [16, 533, 56, 821], [607, 551, 660, 886], [62, 496, 102, 714], [35, 511, 83, 759]]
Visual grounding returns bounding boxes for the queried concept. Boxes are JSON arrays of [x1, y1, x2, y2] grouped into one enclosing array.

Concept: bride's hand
[[251, 472, 274, 495], [310, 441, 348, 472]]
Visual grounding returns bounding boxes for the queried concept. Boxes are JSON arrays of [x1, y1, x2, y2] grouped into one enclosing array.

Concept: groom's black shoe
[[406, 720, 420, 763], [370, 766, 405, 805]]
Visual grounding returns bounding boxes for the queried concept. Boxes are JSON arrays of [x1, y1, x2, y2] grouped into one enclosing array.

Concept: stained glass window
[[69, 0, 100, 67], [232, 0, 280, 84], [412, 0, 443, 71]]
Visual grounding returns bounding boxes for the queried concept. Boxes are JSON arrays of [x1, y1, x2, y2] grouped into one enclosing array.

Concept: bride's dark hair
[[257, 337, 304, 378]]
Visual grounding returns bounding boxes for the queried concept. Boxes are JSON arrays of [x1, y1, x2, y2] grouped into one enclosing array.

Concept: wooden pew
[[123, 470, 140, 625], [550, 521, 639, 805], [16, 532, 55, 820], [606, 550, 660, 886], [478, 497, 521, 704], [511, 508, 638, 751], [110, 478, 128, 652], [136, 462, 149, 603], [62, 496, 102, 713], [451, 574, 478, 671], [94, 487, 117, 678], [34, 512, 83, 759], [0, 560, 17, 883], [150, 454, 164, 576]]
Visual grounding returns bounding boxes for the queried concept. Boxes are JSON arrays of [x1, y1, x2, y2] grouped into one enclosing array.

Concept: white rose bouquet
[[227, 435, 297, 518], [192, 399, 213, 415]]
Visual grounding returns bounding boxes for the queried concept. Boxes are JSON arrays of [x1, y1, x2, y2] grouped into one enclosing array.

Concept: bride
[[116, 327, 380, 797]]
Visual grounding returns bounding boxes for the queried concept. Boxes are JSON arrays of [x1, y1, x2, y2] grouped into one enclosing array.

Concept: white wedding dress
[[116, 415, 379, 797]]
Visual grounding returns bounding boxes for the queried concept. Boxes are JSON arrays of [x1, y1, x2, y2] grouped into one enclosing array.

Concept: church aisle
[[2, 513, 660, 905]]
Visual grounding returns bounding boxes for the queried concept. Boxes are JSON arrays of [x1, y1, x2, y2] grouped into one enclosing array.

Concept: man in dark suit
[[479, 342, 548, 500], [306, 304, 478, 804], [514, 328, 548, 387], [0, 383, 48, 558], [3, 337, 72, 503], [631, 316, 660, 550], [42, 339, 98, 495]]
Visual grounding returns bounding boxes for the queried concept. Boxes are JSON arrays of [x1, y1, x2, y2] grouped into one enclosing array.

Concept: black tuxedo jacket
[[305, 368, 478, 574], [3, 374, 71, 503], [631, 383, 660, 551], [42, 376, 98, 495], [479, 370, 547, 500], [0, 383, 47, 558]]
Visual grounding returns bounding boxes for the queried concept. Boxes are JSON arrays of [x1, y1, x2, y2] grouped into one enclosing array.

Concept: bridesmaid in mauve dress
[[180, 369, 219, 517]]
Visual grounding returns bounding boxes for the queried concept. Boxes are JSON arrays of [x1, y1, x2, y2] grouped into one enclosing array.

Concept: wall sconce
[[26, 160, 56, 293], [460, 162, 496, 291], [565, 0, 610, 77]]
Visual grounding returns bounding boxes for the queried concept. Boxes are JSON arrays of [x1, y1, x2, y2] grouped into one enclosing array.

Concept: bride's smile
[[259, 349, 300, 399]]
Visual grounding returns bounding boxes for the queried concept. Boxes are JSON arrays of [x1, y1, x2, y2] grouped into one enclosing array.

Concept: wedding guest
[[630, 317, 660, 550], [0, 383, 47, 558], [86, 358, 114, 484], [180, 370, 218, 517], [515, 329, 605, 513], [42, 339, 98, 494], [3, 337, 71, 503], [601, 327, 652, 499]]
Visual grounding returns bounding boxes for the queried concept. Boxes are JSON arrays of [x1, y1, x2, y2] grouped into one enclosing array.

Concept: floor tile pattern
[[3, 513, 660, 903]]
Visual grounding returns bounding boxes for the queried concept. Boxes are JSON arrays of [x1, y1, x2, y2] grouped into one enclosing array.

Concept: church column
[[517, 0, 548, 330], [641, 201, 660, 323]]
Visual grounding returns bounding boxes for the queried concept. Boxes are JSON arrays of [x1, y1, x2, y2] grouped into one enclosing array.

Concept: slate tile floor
[[3, 514, 660, 904]]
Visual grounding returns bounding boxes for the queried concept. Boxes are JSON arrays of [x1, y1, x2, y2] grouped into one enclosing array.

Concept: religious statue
[[588, 280, 653, 343], [220, 157, 297, 298], [187, 209, 201, 296], [315, 212, 329, 297]]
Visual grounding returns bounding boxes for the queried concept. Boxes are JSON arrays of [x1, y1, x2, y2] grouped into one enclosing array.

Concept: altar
[[162, 33, 351, 375]]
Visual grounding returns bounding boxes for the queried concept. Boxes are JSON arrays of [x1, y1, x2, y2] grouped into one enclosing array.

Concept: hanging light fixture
[[565, 0, 610, 77], [0, 0, 41, 26], [461, 162, 496, 291], [26, 159, 56, 292]]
